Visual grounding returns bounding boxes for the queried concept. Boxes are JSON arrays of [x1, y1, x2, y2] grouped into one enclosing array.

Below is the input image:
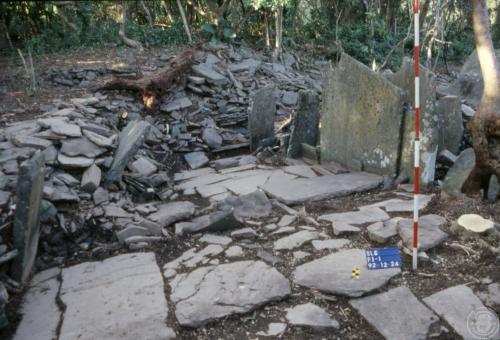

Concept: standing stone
[[442, 148, 475, 198], [11, 152, 45, 283], [350, 286, 438, 340], [287, 90, 320, 158], [106, 120, 151, 184], [320, 53, 405, 177], [81, 164, 101, 193], [388, 58, 439, 185], [248, 86, 276, 151], [436, 95, 463, 155]]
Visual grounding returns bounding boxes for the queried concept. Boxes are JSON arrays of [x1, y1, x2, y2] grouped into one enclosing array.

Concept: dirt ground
[[0, 46, 498, 340]]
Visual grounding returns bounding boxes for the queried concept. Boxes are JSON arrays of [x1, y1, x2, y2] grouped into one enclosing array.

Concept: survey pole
[[412, 0, 420, 270]]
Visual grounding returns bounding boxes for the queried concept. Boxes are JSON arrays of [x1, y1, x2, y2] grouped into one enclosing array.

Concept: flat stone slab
[[367, 217, 402, 244], [286, 303, 339, 330], [350, 286, 438, 340], [14, 269, 61, 340], [424, 285, 500, 339], [274, 230, 319, 250], [184, 151, 209, 170], [148, 201, 196, 227], [311, 239, 351, 251], [59, 253, 175, 340], [262, 172, 383, 205], [292, 249, 400, 297], [60, 137, 106, 158], [169, 260, 291, 327], [397, 214, 448, 251], [164, 245, 224, 271], [319, 207, 390, 225], [199, 233, 232, 245]]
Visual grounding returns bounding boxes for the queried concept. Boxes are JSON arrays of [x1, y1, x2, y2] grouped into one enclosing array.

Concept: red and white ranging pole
[[413, 0, 420, 270]]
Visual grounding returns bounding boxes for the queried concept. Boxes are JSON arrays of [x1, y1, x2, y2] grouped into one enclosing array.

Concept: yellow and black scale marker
[[351, 267, 360, 279]]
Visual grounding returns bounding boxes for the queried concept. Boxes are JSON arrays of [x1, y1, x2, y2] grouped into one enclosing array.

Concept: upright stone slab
[[436, 95, 463, 155], [11, 151, 45, 283], [442, 148, 475, 198], [320, 53, 405, 177], [387, 58, 438, 184], [287, 90, 320, 158], [106, 120, 150, 184], [248, 85, 276, 151]]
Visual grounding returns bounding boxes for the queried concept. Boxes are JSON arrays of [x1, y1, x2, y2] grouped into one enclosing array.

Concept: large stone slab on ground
[[397, 214, 448, 251], [287, 90, 320, 158], [292, 249, 400, 297], [13, 268, 61, 340], [388, 58, 438, 184], [349, 286, 438, 340], [274, 230, 319, 250], [320, 53, 405, 177], [60, 136, 106, 158], [286, 303, 339, 330], [106, 120, 151, 184], [262, 172, 383, 205], [169, 260, 291, 327], [148, 201, 196, 227], [248, 85, 276, 151], [220, 190, 272, 219], [442, 148, 475, 198], [367, 217, 402, 244], [184, 151, 209, 170], [192, 63, 228, 85], [59, 253, 175, 340], [11, 151, 45, 283], [424, 284, 500, 339]]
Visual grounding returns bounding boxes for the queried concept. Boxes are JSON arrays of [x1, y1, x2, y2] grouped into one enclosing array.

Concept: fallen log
[[98, 49, 195, 110]]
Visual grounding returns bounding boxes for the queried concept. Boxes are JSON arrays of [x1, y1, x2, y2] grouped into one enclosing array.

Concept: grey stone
[[169, 260, 291, 327], [220, 190, 272, 219], [278, 214, 297, 227], [59, 253, 175, 340], [175, 210, 241, 235], [57, 154, 94, 169], [81, 164, 101, 193], [264, 223, 278, 232], [231, 227, 258, 239], [0, 282, 7, 328], [164, 245, 224, 271], [128, 157, 157, 176], [184, 151, 209, 170], [271, 226, 296, 235], [225, 245, 243, 258], [423, 285, 499, 339], [49, 120, 82, 137], [115, 225, 150, 243], [45, 185, 80, 203], [256, 322, 287, 337], [350, 286, 438, 340], [60, 137, 106, 158], [160, 97, 192, 112], [292, 249, 400, 297], [104, 205, 131, 218], [262, 172, 382, 205], [462, 104, 475, 117], [13, 269, 61, 340], [202, 128, 223, 149], [82, 129, 116, 148], [0, 190, 10, 208], [321, 54, 405, 177], [286, 303, 339, 330], [436, 95, 463, 155], [11, 152, 45, 283], [192, 64, 228, 85], [228, 58, 261, 72], [41, 145, 57, 164], [11, 135, 52, 150], [477, 283, 500, 307], [274, 230, 319, 250], [248, 85, 276, 151], [148, 201, 196, 227], [287, 91, 320, 158], [442, 148, 475, 198], [311, 239, 350, 251], [487, 175, 498, 203], [367, 218, 402, 243], [390, 58, 438, 184], [397, 214, 448, 251], [54, 172, 80, 187], [293, 251, 310, 260], [283, 165, 317, 178], [282, 91, 299, 106], [199, 233, 232, 245], [384, 194, 433, 212], [437, 149, 458, 166], [93, 187, 109, 205], [319, 207, 389, 236], [106, 120, 151, 183]]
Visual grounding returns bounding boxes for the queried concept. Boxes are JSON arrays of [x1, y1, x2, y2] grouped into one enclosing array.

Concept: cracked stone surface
[[13, 268, 61, 340], [397, 214, 448, 251], [58, 252, 175, 340], [292, 249, 400, 297], [349, 286, 438, 340], [311, 239, 351, 250], [285, 303, 339, 330], [169, 260, 291, 327], [148, 201, 196, 227], [367, 217, 402, 244], [164, 245, 224, 271], [273, 230, 319, 250]]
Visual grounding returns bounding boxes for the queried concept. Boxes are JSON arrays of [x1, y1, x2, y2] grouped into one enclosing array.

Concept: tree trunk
[[273, 6, 283, 62], [176, 0, 192, 43], [119, 1, 143, 50], [98, 49, 194, 111], [140, 0, 153, 27], [264, 12, 270, 48], [463, 0, 500, 196]]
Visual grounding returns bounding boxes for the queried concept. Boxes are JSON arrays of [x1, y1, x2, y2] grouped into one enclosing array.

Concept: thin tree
[[176, 0, 192, 43], [463, 0, 500, 196]]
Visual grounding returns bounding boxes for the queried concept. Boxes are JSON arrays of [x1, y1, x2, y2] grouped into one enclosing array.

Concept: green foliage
[[200, 20, 236, 43]]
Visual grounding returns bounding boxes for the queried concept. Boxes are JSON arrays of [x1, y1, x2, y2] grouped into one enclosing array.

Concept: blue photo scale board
[[365, 247, 402, 270]]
